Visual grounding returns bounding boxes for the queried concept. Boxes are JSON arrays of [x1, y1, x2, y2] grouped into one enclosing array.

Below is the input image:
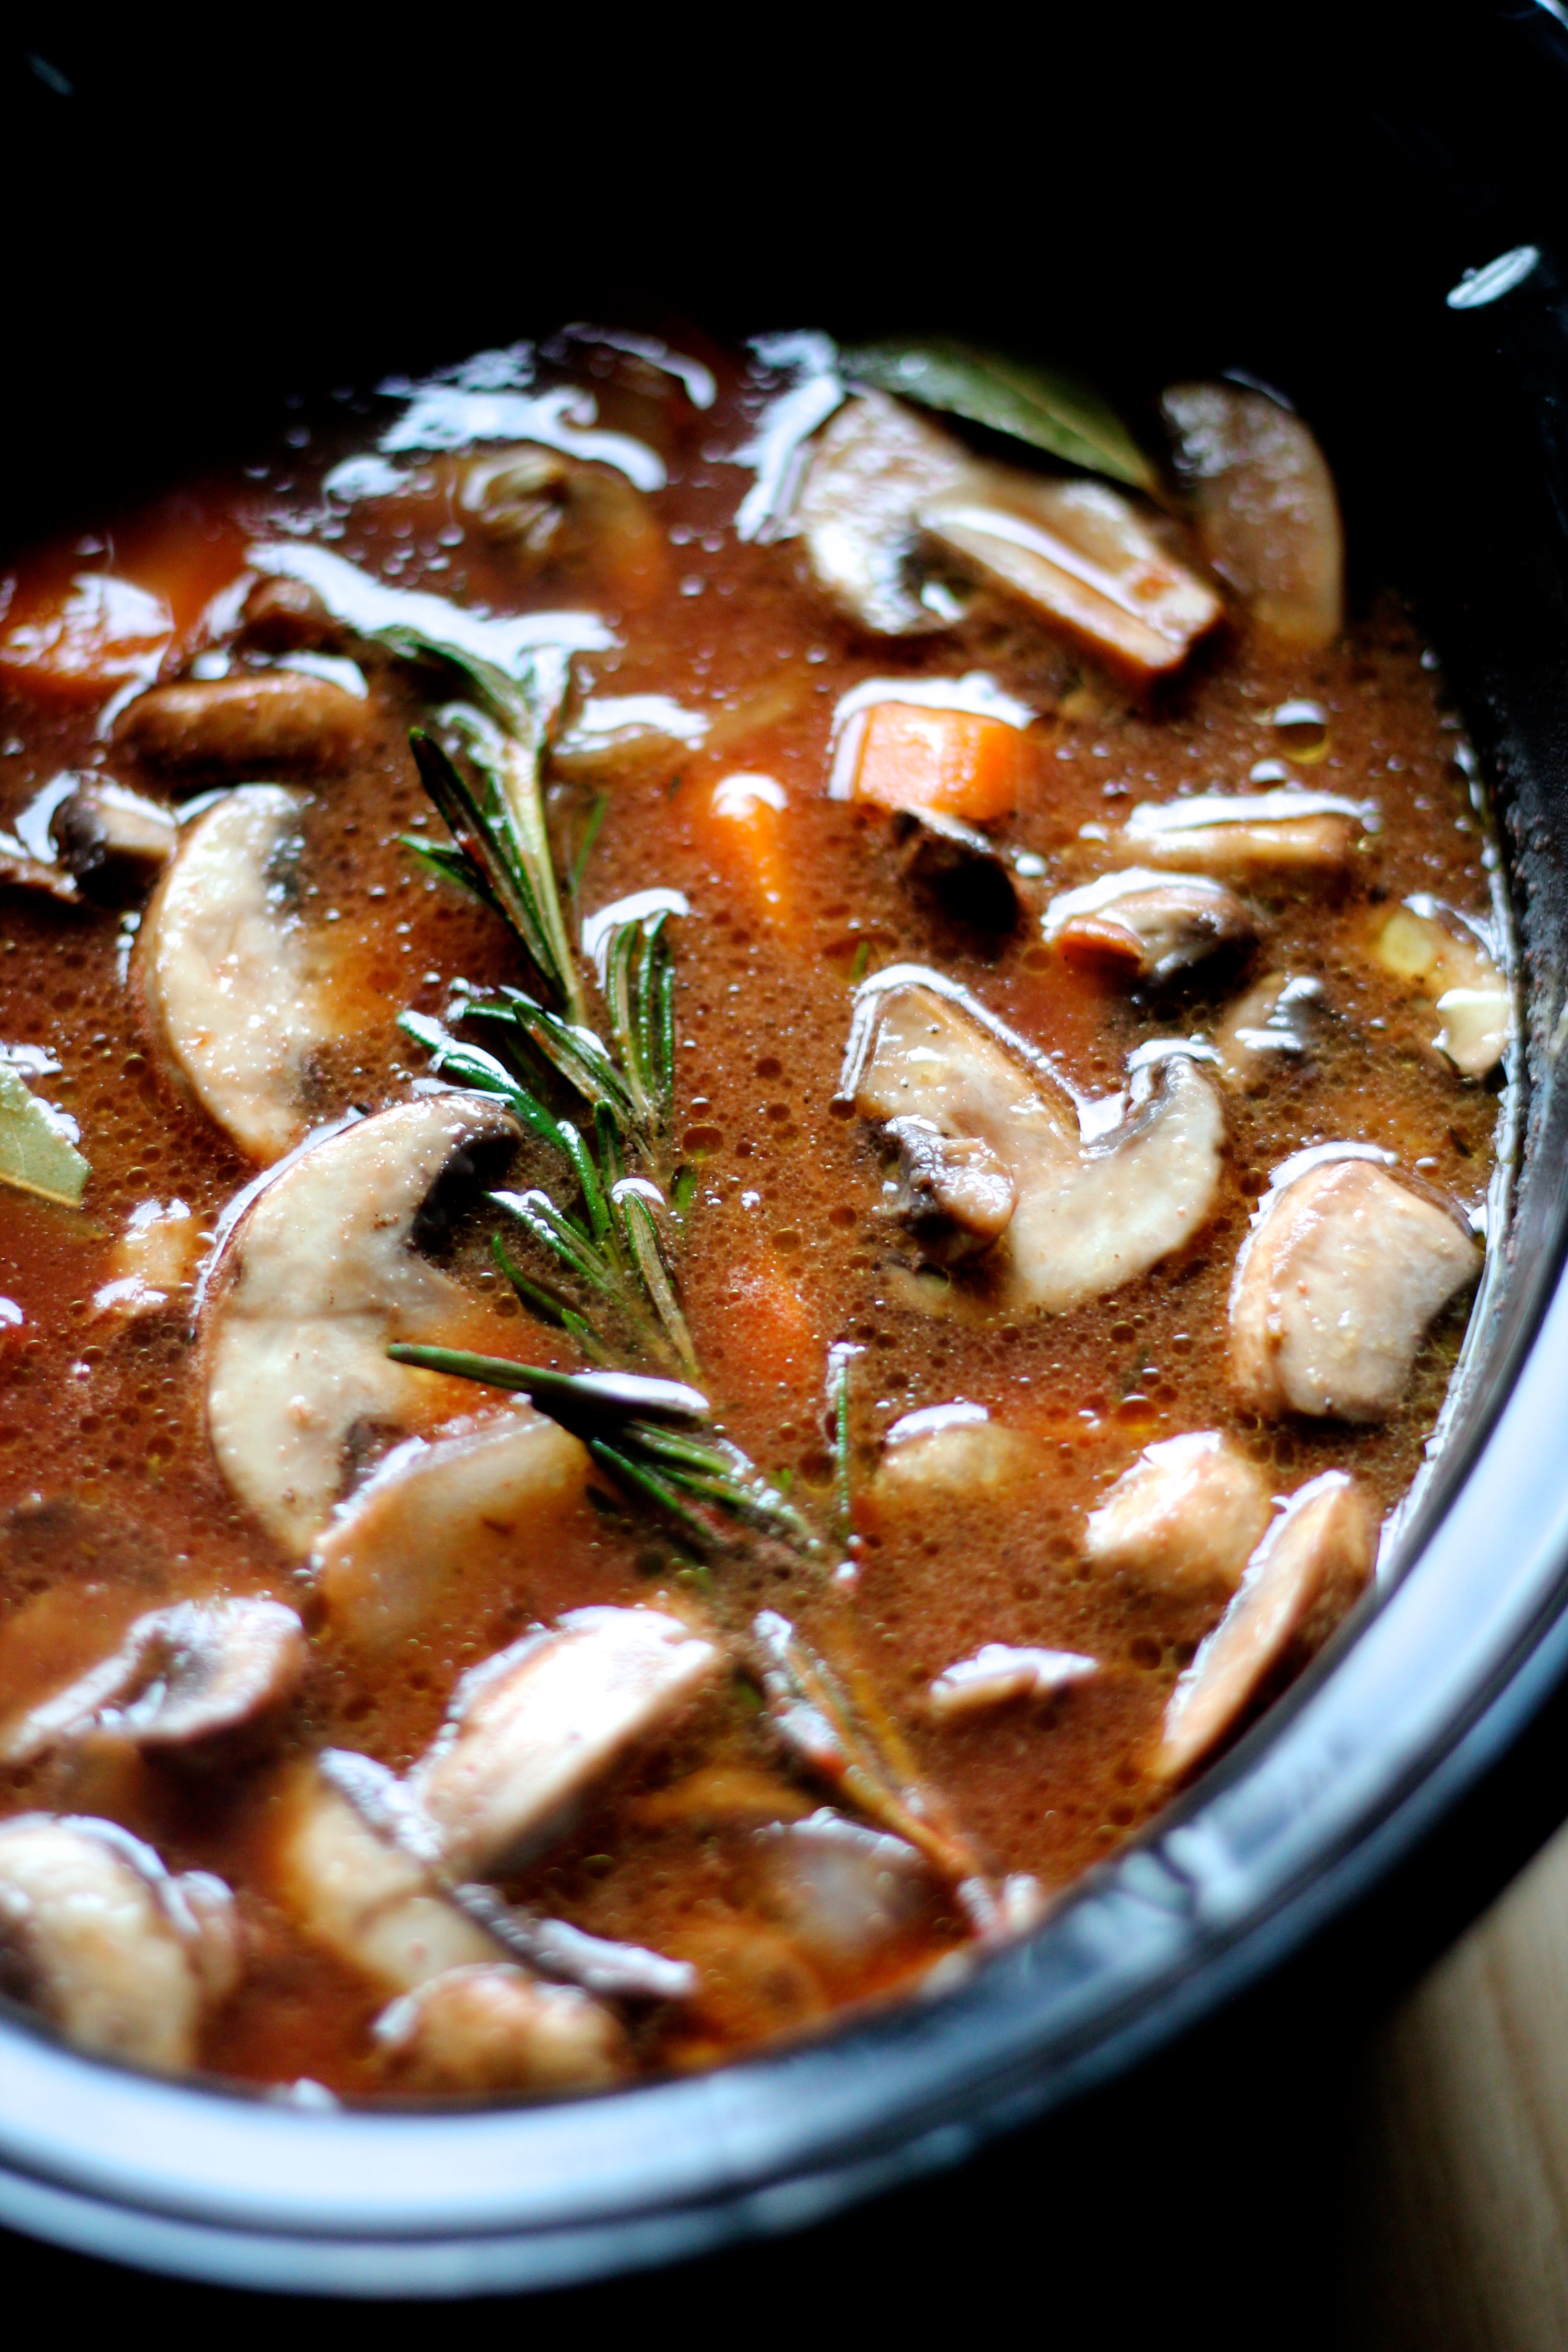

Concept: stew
[[0, 327, 1508, 2098]]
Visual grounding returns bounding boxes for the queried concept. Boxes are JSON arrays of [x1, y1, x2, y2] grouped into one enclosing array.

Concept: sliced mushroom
[[205, 1094, 531, 1555], [236, 573, 338, 652], [93, 1197, 201, 1318], [1162, 381, 1344, 650], [406, 1607, 724, 1882], [373, 1962, 626, 2093], [3, 1598, 306, 1766], [920, 470, 1223, 685], [1045, 868, 1254, 983], [1372, 899, 1510, 1077], [1117, 790, 1370, 882], [881, 1116, 1018, 1266], [47, 779, 175, 903], [461, 446, 666, 604], [1230, 1155, 1480, 1421], [928, 1645, 1098, 1719], [273, 1763, 504, 1994], [794, 390, 1222, 681], [549, 693, 707, 785], [315, 1413, 588, 1654], [869, 1407, 1040, 1515], [462, 445, 576, 549], [893, 811, 1028, 934], [0, 836, 80, 905], [113, 670, 368, 773], [138, 785, 344, 1165], [794, 391, 972, 635], [851, 978, 1225, 1312], [1155, 1470, 1373, 1781], [0, 1815, 238, 2068], [1083, 1432, 1273, 1594], [1215, 972, 1328, 1089], [751, 1811, 938, 1965]]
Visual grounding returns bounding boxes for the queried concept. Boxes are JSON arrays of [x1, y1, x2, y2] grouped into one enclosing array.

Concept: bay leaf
[[0, 1062, 88, 1207], [840, 338, 1156, 491]]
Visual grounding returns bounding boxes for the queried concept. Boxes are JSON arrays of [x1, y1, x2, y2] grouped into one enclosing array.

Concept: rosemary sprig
[[380, 616, 991, 1908], [404, 714, 584, 1025], [386, 1352, 818, 1559], [399, 902, 690, 1372], [463, 916, 676, 1179], [752, 1608, 985, 1893], [825, 1340, 862, 1555]]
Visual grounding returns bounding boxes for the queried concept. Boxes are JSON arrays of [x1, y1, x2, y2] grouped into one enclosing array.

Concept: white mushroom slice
[[1161, 382, 1345, 650], [315, 1413, 589, 1654], [894, 812, 1028, 936], [2, 1598, 307, 1764], [460, 446, 663, 591], [205, 1094, 528, 1555], [1045, 868, 1254, 982], [1215, 972, 1328, 1090], [870, 1406, 1038, 1512], [928, 1645, 1098, 1719], [50, 779, 175, 902], [1155, 1470, 1373, 1781], [0, 1815, 238, 2068], [921, 471, 1223, 684], [93, 1196, 201, 1318], [1230, 1156, 1480, 1421], [273, 1764, 503, 1994], [113, 671, 368, 772], [853, 980, 1224, 1312], [882, 1116, 1017, 1265], [407, 1607, 723, 1883], [1372, 899, 1510, 1077], [794, 391, 972, 634], [1117, 790, 1371, 882], [550, 693, 707, 784], [139, 785, 345, 1165], [373, 1963, 626, 2092], [752, 1811, 936, 1963], [1083, 1432, 1273, 1594]]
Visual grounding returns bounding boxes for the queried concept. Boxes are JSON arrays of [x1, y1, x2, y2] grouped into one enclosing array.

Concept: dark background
[[2, 5, 1568, 2335]]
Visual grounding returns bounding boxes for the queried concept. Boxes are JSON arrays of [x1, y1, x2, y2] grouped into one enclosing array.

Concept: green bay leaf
[[0, 1062, 88, 1206], [841, 337, 1156, 491]]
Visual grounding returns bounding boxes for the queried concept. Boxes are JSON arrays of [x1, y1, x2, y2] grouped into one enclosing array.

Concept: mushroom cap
[[1156, 1470, 1373, 1781], [1084, 1431, 1273, 1593], [138, 785, 333, 1165], [374, 1962, 626, 2092], [1161, 381, 1344, 650], [205, 1093, 525, 1554], [3, 1597, 307, 1765], [0, 1815, 235, 2069], [853, 977, 1226, 1313], [407, 1606, 724, 1882], [1230, 1156, 1480, 1421]]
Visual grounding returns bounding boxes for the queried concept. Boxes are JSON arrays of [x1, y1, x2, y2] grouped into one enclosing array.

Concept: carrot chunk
[[0, 574, 173, 702], [848, 701, 1022, 821], [703, 773, 796, 930]]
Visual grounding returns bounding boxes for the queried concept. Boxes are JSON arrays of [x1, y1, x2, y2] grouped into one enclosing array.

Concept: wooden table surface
[[1347, 1815, 1568, 2350]]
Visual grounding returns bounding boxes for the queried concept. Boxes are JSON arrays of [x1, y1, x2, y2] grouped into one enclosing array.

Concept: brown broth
[[0, 334, 1505, 2094]]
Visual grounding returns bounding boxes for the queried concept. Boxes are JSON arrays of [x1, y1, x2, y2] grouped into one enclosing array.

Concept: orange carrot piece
[[705, 1252, 821, 1410], [0, 574, 173, 702], [849, 701, 1023, 822], [704, 773, 796, 929]]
